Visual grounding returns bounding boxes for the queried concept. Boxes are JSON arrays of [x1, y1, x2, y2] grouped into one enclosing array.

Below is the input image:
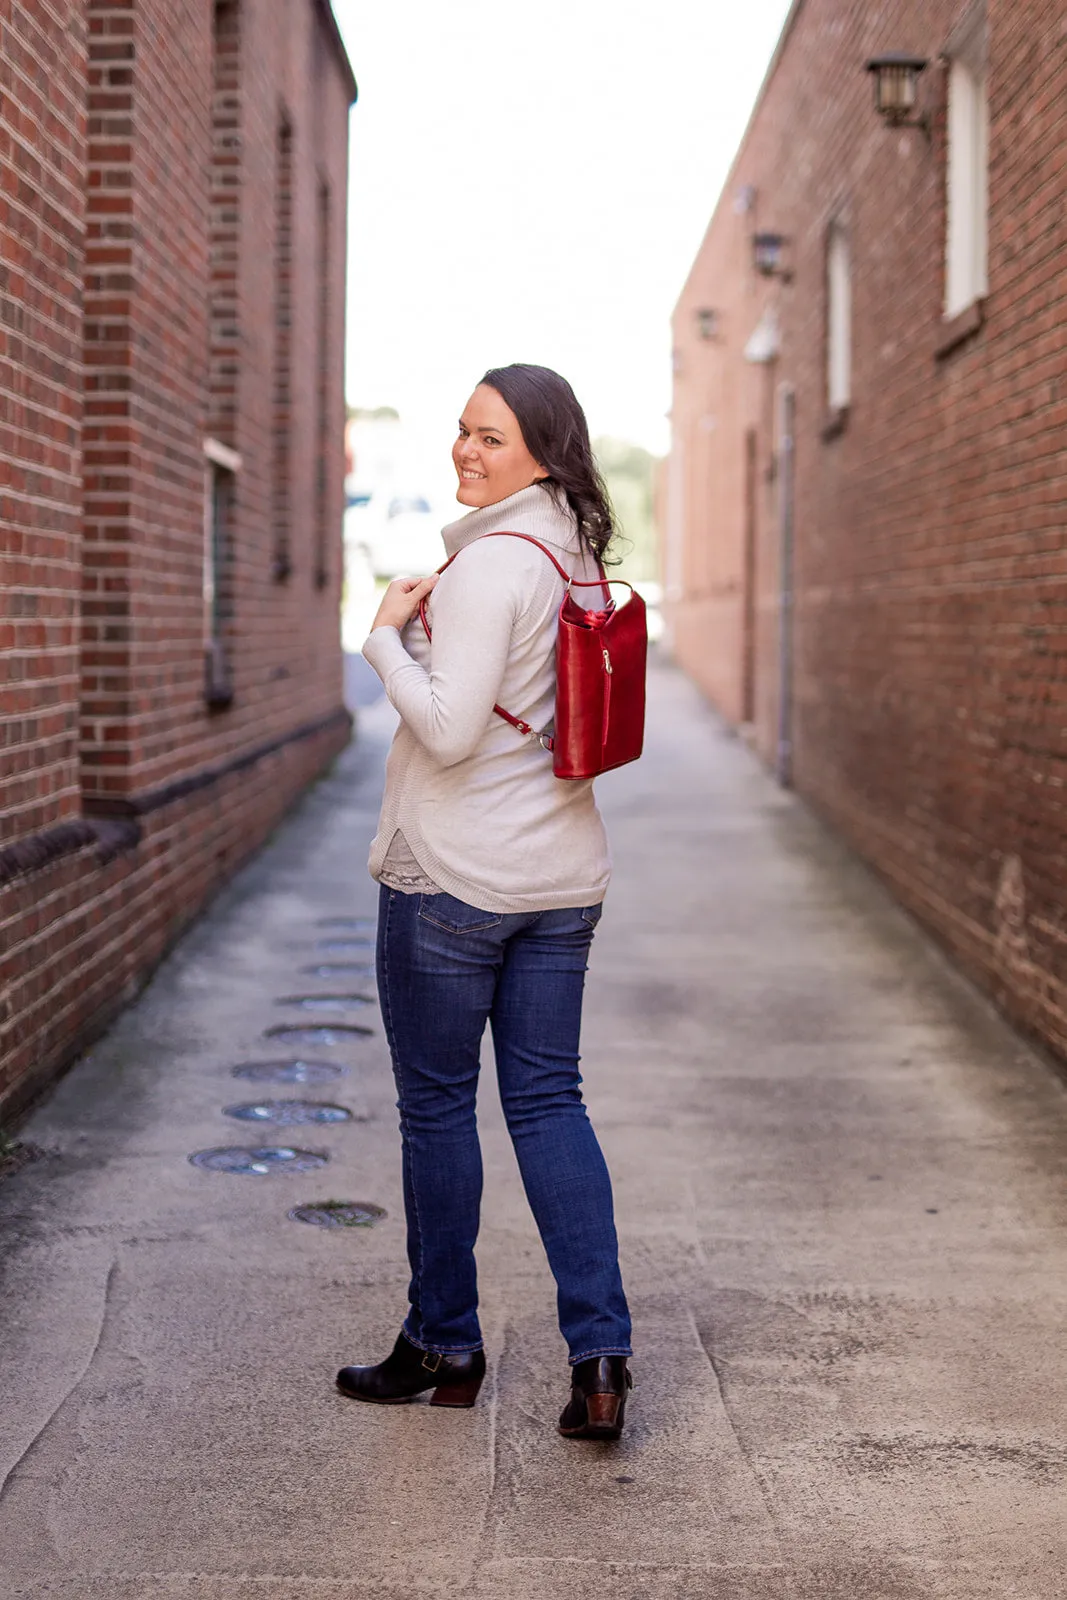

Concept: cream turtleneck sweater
[[361, 483, 611, 913]]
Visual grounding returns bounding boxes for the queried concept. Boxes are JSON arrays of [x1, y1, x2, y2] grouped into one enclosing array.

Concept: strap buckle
[[421, 1350, 444, 1374]]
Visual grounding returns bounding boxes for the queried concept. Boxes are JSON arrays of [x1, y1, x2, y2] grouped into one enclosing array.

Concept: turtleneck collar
[[440, 482, 579, 559]]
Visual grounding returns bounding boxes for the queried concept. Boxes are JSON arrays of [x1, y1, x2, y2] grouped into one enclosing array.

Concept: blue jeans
[[376, 884, 632, 1365]]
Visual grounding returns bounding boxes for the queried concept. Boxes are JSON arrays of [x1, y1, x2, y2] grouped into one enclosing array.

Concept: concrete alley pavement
[[3, 655, 1067, 1600]]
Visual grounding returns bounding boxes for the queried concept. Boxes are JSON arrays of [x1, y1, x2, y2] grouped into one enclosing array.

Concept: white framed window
[[945, 8, 989, 318], [203, 437, 240, 707], [827, 223, 852, 411]]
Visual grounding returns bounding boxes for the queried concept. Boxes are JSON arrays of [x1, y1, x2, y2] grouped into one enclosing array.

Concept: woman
[[335, 364, 633, 1441]]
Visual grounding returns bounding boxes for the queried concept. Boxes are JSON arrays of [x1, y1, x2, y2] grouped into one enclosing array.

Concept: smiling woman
[[462, 365, 616, 561], [453, 386, 548, 506], [339, 363, 635, 1441]]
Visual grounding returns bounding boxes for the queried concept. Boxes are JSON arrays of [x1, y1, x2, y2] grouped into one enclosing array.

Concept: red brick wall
[[210, 0, 240, 449], [81, 0, 352, 800], [0, 0, 87, 845], [230, 0, 352, 718], [0, 717, 347, 1117], [81, 0, 216, 800], [80, 0, 134, 806], [667, 0, 1067, 1058], [1, 0, 356, 1121]]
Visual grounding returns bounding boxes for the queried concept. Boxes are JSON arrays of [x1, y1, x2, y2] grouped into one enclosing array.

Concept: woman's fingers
[[400, 574, 438, 618], [369, 573, 439, 634], [394, 573, 439, 597]]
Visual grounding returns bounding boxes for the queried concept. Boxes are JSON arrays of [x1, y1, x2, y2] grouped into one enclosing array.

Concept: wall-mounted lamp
[[753, 232, 792, 282], [865, 52, 930, 136], [695, 307, 721, 341], [743, 308, 780, 366]]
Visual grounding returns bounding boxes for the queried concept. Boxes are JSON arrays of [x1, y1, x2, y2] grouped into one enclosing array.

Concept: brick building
[[667, 0, 1067, 1057], [0, 0, 356, 1118]]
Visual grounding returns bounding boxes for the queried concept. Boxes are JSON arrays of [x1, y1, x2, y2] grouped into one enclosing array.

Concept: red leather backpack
[[419, 532, 647, 781]]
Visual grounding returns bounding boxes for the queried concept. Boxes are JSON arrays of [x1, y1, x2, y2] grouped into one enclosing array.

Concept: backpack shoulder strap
[[415, 529, 578, 748], [419, 530, 577, 641], [482, 532, 611, 598], [478, 530, 574, 583]]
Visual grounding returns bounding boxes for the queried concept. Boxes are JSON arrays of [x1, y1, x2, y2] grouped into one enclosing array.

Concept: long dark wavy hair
[[480, 364, 617, 563]]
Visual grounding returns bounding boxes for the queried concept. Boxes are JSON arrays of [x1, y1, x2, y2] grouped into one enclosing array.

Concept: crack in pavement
[[470, 1317, 507, 1577], [687, 1305, 790, 1570], [9, 1576, 447, 1588], [0, 1256, 118, 1508]]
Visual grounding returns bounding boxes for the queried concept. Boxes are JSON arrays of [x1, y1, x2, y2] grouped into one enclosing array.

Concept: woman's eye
[[484, 436, 501, 447]]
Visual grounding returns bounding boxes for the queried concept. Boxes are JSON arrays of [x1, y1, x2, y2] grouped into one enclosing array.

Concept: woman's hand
[[370, 573, 439, 633]]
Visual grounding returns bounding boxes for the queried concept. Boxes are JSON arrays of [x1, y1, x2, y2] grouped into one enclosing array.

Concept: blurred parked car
[[343, 494, 445, 580]]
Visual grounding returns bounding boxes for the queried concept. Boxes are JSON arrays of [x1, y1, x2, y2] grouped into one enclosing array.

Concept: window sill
[[204, 648, 234, 711], [205, 684, 234, 713], [935, 297, 986, 360], [821, 404, 850, 441]]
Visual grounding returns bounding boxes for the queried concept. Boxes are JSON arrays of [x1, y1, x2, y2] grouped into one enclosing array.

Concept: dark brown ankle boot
[[558, 1355, 633, 1440], [336, 1332, 486, 1408]]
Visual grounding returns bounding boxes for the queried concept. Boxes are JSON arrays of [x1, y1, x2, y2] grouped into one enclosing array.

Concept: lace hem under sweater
[[379, 829, 440, 895], [361, 483, 611, 914]]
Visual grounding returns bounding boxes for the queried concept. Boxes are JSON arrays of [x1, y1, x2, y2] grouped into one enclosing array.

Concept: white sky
[[332, 0, 794, 459]]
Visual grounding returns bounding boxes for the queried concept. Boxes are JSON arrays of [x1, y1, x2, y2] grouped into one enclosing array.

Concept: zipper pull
[[603, 648, 612, 674]]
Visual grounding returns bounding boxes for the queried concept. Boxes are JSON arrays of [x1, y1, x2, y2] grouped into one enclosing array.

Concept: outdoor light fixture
[[866, 52, 930, 135], [753, 232, 792, 282], [695, 307, 721, 341]]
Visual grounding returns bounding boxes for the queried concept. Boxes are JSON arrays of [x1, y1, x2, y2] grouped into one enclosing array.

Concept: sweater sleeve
[[361, 542, 525, 767]]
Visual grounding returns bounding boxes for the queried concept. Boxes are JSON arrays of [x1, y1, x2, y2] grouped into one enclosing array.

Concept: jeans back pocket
[[417, 892, 504, 935]]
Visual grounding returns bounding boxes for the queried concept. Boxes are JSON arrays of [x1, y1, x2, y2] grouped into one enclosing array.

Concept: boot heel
[[585, 1393, 622, 1432], [429, 1374, 484, 1409], [558, 1356, 631, 1441]]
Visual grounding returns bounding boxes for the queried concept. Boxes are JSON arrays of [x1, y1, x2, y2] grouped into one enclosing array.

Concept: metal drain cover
[[224, 1100, 356, 1125], [301, 963, 374, 979], [317, 936, 373, 952], [276, 993, 374, 1012], [264, 1024, 373, 1046], [231, 1058, 346, 1085], [289, 1200, 387, 1229], [317, 917, 376, 932], [189, 1146, 329, 1175]]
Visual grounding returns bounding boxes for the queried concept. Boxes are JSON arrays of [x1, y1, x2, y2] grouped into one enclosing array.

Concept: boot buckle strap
[[421, 1350, 444, 1374]]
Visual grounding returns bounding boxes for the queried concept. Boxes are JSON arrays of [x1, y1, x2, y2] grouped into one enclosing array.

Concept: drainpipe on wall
[[662, 430, 686, 654], [776, 383, 796, 788]]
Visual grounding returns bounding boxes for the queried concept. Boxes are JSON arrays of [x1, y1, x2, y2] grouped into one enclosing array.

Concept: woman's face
[[453, 384, 548, 508]]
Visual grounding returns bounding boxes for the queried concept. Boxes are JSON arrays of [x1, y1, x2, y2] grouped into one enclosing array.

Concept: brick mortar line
[[0, 708, 349, 890], [0, 816, 138, 889]]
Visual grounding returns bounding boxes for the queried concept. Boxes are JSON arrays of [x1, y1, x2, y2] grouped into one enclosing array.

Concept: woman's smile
[[452, 383, 548, 506]]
